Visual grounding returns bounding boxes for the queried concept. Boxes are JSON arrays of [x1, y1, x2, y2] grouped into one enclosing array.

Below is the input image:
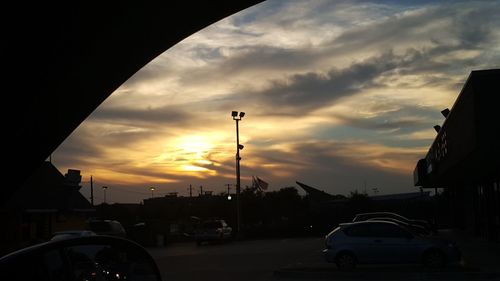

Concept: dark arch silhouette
[[3, 1, 264, 200]]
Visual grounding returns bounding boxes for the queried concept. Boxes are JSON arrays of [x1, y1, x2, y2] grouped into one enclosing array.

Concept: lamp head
[[239, 112, 245, 118], [433, 125, 441, 133], [441, 108, 450, 118], [238, 144, 244, 150], [231, 111, 238, 117]]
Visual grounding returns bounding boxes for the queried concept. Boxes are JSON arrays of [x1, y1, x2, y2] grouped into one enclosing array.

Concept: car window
[[202, 222, 222, 228], [89, 222, 111, 232], [343, 224, 372, 237], [370, 223, 409, 238]]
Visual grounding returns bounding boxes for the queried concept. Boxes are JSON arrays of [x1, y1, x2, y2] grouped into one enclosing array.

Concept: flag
[[256, 177, 269, 190]]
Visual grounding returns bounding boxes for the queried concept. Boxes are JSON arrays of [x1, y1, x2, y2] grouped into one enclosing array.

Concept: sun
[[177, 136, 213, 157], [173, 135, 217, 175]]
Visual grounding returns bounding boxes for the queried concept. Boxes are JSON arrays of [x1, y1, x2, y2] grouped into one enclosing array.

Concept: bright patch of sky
[[53, 0, 500, 203]]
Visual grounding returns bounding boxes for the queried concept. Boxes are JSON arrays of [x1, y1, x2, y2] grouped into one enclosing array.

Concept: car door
[[370, 223, 421, 263], [342, 224, 375, 263]]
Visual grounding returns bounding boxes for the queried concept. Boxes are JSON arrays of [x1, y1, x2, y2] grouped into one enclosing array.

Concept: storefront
[[414, 69, 500, 241]]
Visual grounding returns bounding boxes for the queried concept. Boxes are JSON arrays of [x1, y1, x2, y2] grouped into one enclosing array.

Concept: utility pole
[[189, 184, 193, 198], [90, 176, 94, 206], [199, 185, 203, 196]]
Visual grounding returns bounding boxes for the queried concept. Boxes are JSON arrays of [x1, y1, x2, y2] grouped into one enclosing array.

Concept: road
[[147, 236, 500, 281], [148, 236, 323, 281]]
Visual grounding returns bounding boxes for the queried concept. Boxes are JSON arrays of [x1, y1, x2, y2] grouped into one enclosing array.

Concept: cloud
[[52, 0, 500, 203], [89, 105, 194, 128]]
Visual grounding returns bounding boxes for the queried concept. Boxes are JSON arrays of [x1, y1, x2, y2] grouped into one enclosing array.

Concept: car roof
[[368, 217, 408, 223], [340, 220, 401, 227], [356, 212, 403, 217]]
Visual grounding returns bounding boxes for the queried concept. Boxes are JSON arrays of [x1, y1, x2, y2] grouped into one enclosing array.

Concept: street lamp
[[441, 108, 450, 118], [227, 184, 232, 201], [102, 186, 108, 204], [150, 187, 155, 198], [231, 111, 245, 234]]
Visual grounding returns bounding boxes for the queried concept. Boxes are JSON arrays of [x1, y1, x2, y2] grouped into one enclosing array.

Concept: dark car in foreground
[[323, 221, 461, 270], [0, 236, 162, 281]]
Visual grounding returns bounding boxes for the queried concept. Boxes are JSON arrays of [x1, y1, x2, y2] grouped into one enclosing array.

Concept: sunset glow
[[52, 0, 500, 203]]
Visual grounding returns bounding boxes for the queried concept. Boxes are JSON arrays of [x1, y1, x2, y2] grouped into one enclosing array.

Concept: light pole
[[150, 187, 155, 198], [102, 186, 108, 204], [231, 111, 245, 234], [227, 183, 232, 201]]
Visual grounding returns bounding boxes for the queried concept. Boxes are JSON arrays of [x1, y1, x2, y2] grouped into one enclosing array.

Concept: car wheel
[[335, 252, 356, 270], [423, 250, 445, 268]]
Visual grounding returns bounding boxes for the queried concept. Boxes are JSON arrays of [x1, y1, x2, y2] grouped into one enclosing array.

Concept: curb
[[273, 268, 500, 280]]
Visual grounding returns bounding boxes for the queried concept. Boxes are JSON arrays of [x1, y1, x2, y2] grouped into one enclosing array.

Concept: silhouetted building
[[296, 181, 433, 234], [414, 69, 500, 241], [0, 161, 94, 255]]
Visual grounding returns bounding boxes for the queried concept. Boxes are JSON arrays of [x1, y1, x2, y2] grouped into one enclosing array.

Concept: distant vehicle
[[367, 217, 433, 236], [88, 220, 127, 238], [323, 221, 461, 269], [193, 219, 233, 245], [353, 212, 436, 234], [50, 230, 97, 241]]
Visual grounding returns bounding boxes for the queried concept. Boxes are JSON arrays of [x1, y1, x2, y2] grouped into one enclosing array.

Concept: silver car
[[353, 212, 436, 234], [323, 221, 461, 269], [194, 219, 233, 245], [50, 230, 97, 241]]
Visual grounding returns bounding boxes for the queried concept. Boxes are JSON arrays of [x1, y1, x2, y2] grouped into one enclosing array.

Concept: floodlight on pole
[[441, 108, 450, 118], [102, 186, 108, 204], [231, 111, 245, 235], [150, 187, 155, 198]]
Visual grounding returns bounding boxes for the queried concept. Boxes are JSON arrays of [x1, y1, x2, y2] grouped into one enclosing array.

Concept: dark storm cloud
[[254, 53, 397, 112], [337, 115, 425, 131], [332, 103, 442, 132], [178, 44, 320, 86], [451, 5, 499, 48], [334, 1, 500, 49]]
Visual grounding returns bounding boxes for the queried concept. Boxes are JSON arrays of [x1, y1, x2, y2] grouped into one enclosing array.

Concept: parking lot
[[148, 229, 500, 281]]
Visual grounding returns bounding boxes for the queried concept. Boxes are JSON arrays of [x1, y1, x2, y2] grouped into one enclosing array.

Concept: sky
[[52, 0, 500, 203]]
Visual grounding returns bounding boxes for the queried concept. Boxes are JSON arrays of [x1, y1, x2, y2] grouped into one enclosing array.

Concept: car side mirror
[[0, 236, 162, 281]]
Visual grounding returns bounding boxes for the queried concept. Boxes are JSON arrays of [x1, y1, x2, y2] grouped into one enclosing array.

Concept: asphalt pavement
[[147, 230, 500, 281]]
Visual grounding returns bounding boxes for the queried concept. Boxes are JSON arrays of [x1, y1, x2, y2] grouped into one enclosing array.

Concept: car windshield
[[201, 222, 222, 229], [3, 1, 500, 281], [89, 222, 112, 232]]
